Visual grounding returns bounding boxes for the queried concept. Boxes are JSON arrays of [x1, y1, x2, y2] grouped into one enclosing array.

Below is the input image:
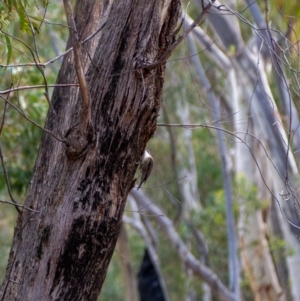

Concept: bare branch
[[0, 84, 78, 95], [1, 97, 65, 143], [158, 122, 300, 230], [0, 145, 21, 214], [0, 95, 9, 136], [63, 0, 90, 126], [0, 21, 107, 69], [161, 105, 182, 221], [131, 190, 237, 301], [0, 91, 21, 213], [0, 22, 54, 112], [19, 0, 41, 63], [0, 199, 39, 213], [124, 196, 170, 301]]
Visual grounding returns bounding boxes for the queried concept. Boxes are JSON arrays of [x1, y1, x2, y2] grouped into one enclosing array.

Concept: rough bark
[[0, 1, 181, 300]]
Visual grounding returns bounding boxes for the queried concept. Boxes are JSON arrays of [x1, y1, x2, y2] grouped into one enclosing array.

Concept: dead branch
[[0, 84, 79, 95], [63, 0, 91, 127]]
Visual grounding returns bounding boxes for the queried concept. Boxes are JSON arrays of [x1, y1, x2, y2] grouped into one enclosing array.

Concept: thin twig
[[2, 98, 65, 143], [0, 26, 54, 112], [158, 122, 300, 230], [38, 1, 50, 32], [0, 93, 9, 135], [0, 145, 21, 213], [0, 29, 36, 62], [0, 89, 21, 213], [0, 199, 39, 212], [19, 0, 41, 63], [0, 84, 79, 95], [0, 22, 107, 68]]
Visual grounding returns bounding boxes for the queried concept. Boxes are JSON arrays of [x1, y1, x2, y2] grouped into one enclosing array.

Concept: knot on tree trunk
[[133, 53, 156, 78], [64, 123, 95, 160]]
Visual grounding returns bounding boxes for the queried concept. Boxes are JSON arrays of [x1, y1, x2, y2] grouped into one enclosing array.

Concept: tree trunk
[[0, 1, 181, 300]]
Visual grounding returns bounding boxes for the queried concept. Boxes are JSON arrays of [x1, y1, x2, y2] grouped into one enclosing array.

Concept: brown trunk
[[0, 1, 180, 300]]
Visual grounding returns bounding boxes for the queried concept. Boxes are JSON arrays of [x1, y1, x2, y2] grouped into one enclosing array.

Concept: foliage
[[0, 90, 47, 195], [97, 252, 124, 301], [0, 0, 66, 196], [192, 191, 229, 284], [233, 175, 264, 214], [269, 236, 295, 258]]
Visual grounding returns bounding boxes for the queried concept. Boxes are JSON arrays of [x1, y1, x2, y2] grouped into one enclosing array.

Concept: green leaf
[[4, 35, 12, 65], [18, 7, 26, 32]]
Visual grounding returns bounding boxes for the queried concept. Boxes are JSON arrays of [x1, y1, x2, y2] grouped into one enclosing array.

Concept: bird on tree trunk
[[137, 150, 154, 190]]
